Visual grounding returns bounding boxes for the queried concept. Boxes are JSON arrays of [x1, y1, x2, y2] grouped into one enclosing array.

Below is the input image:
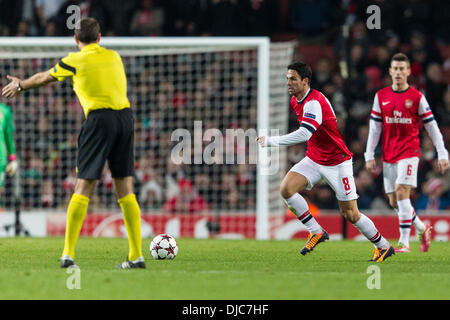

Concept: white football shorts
[[289, 156, 358, 201], [383, 157, 420, 194]]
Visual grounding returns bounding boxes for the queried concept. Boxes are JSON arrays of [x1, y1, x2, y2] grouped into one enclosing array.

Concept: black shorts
[[77, 108, 135, 180]]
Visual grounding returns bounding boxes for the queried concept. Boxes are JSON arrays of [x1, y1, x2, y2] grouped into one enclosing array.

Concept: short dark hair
[[287, 61, 312, 84], [391, 52, 410, 67], [75, 17, 100, 44]]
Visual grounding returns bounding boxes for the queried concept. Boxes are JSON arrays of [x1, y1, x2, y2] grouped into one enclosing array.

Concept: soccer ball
[[150, 234, 178, 260]]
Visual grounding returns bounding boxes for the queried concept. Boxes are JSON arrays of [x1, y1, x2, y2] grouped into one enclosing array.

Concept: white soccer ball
[[150, 234, 178, 260]]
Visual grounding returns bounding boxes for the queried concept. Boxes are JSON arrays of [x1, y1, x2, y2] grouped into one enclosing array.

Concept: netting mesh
[[0, 39, 294, 237]]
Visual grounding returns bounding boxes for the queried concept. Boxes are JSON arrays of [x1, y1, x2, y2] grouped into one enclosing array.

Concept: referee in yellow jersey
[[2, 18, 145, 269]]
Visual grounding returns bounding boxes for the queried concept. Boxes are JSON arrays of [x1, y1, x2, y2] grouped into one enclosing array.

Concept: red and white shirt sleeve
[[418, 95, 449, 160], [265, 100, 322, 147], [364, 94, 383, 161]]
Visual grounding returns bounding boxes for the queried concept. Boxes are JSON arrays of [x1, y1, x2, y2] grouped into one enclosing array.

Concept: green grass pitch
[[0, 237, 449, 300]]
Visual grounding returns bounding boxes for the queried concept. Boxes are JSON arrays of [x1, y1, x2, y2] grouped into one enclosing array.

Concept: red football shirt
[[370, 86, 433, 163], [290, 89, 353, 166]]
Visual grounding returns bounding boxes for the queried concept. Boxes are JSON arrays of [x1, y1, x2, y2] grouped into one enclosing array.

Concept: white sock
[[284, 193, 322, 234], [353, 214, 390, 249], [397, 199, 413, 247], [412, 210, 426, 233]]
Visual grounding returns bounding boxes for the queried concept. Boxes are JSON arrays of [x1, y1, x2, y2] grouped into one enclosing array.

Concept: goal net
[[0, 37, 295, 239]]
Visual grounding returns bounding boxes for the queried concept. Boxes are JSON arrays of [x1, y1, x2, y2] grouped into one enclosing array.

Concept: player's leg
[[281, 157, 328, 255], [394, 184, 413, 250], [108, 108, 144, 268], [393, 158, 429, 251], [61, 178, 97, 265], [113, 176, 144, 265], [338, 199, 390, 250], [327, 159, 393, 261], [281, 158, 323, 234], [60, 110, 111, 267], [394, 184, 430, 251]]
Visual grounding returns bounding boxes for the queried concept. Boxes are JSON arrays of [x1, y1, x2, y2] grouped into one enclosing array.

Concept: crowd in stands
[[0, 0, 449, 214]]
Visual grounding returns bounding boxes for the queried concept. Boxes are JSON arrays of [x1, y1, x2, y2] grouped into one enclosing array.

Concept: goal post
[[0, 37, 295, 240]]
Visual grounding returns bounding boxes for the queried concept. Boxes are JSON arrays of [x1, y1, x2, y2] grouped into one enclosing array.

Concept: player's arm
[[2, 71, 56, 98], [256, 126, 312, 147], [256, 100, 322, 147], [364, 94, 383, 173], [419, 96, 449, 174], [2, 55, 75, 98]]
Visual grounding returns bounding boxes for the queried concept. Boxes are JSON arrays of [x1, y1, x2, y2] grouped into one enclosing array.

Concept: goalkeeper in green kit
[[0, 102, 17, 209]]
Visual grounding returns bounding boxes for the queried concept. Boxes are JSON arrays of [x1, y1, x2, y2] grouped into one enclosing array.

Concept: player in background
[[257, 62, 394, 262], [0, 102, 18, 209], [365, 53, 449, 253], [2, 18, 144, 269]]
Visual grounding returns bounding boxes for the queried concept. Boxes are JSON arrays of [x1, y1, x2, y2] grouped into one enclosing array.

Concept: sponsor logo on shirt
[[304, 112, 316, 119], [405, 99, 413, 108], [385, 116, 412, 124], [385, 110, 412, 124]]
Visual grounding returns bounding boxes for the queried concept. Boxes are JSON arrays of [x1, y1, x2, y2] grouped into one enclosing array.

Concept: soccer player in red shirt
[[365, 53, 449, 253], [257, 62, 394, 262]]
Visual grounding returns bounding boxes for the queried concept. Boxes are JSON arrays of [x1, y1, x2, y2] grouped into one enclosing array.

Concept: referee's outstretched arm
[[2, 72, 56, 98]]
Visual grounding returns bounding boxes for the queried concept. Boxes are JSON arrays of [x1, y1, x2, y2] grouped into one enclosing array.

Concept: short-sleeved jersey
[[290, 89, 353, 166], [49, 43, 130, 118], [370, 86, 433, 163]]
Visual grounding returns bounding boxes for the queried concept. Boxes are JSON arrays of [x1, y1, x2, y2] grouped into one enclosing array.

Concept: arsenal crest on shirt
[[405, 99, 413, 108]]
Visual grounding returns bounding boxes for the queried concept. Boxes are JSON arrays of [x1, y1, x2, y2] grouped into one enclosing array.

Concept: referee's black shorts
[[77, 108, 135, 180]]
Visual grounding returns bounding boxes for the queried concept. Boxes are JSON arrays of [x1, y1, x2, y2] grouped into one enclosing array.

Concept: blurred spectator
[[409, 30, 442, 66], [355, 169, 376, 209], [44, 18, 57, 36], [243, 0, 279, 36], [41, 179, 55, 208], [312, 56, 333, 90], [0, 0, 24, 36], [289, 0, 332, 43], [162, 0, 206, 36], [416, 178, 450, 211], [202, 0, 245, 36], [354, 0, 401, 45], [385, 31, 401, 55], [425, 63, 447, 113], [433, 0, 450, 44], [163, 178, 208, 213], [369, 46, 391, 78], [35, 0, 65, 31], [129, 0, 165, 36], [49, 0, 107, 35], [312, 184, 338, 210], [398, 0, 432, 40], [350, 20, 371, 56], [136, 156, 164, 207], [436, 89, 450, 126], [16, 20, 30, 36]]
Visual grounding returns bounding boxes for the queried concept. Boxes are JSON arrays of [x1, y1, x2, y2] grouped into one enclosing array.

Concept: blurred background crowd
[[0, 0, 449, 214]]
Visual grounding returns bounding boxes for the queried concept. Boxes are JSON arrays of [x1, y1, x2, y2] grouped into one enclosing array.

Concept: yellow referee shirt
[[49, 43, 130, 117]]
